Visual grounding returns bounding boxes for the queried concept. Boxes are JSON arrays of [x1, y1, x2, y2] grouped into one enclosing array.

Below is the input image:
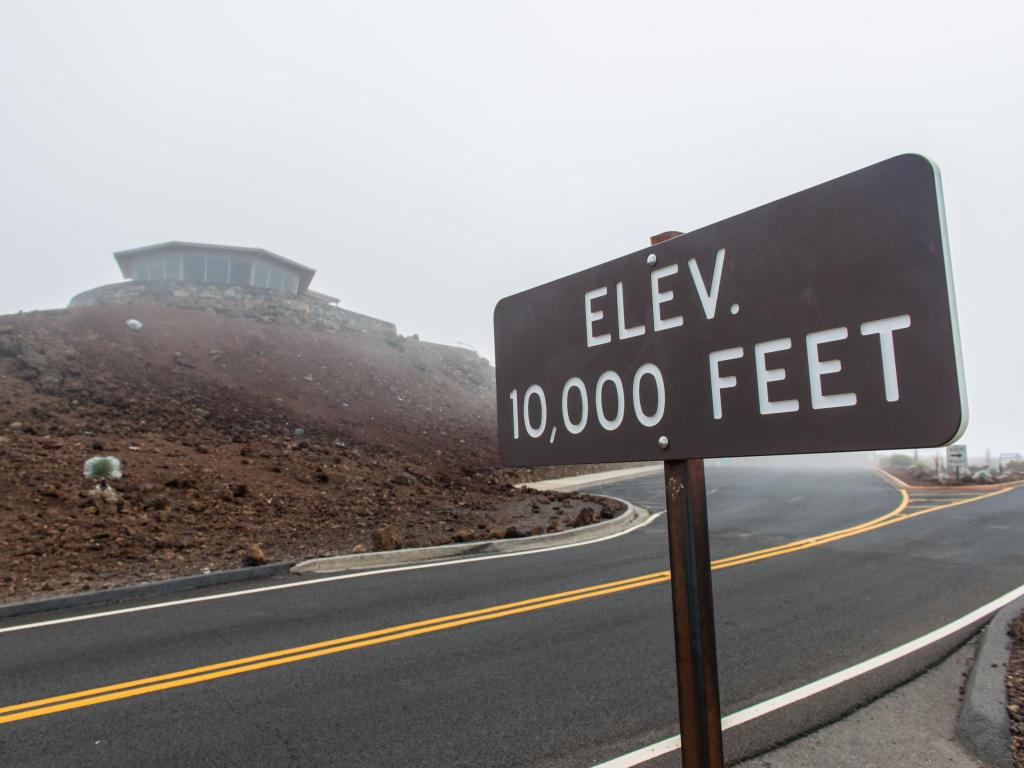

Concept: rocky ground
[[0, 306, 622, 604], [1008, 612, 1024, 767]]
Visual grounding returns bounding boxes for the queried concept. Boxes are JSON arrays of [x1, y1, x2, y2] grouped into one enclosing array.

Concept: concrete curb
[[291, 499, 650, 575], [0, 561, 296, 621], [957, 595, 1023, 767], [516, 464, 661, 492]]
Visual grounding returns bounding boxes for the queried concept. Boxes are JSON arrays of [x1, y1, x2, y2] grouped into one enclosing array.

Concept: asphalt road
[[1, 464, 1022, 767]]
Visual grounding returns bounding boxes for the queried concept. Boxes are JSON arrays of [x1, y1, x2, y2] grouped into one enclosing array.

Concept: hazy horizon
[[1, 1, 1021, 454]]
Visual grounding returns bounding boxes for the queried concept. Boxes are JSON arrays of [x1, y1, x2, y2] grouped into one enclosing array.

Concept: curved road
[[1, 464, 1022, 766]]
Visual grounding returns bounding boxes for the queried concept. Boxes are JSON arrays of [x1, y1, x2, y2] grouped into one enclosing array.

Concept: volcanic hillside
[[0, 306, 618, 603]]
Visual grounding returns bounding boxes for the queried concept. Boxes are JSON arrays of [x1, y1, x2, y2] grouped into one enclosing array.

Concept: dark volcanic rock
[[372, 526, 405, 552]]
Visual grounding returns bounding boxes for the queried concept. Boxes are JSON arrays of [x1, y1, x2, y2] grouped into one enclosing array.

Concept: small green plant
[[84, 455, 123, 489]]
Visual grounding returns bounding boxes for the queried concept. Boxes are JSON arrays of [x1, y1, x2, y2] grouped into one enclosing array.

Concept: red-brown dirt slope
[[0, 306, 618, 603]]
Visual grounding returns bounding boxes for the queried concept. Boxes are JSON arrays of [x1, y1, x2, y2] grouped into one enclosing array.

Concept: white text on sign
[[505, 248, 913, 442]]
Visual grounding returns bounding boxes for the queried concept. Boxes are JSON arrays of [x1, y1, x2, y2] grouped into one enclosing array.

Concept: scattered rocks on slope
[[244, 543, 269, 566], [571, 506, 596, 527], [372, 525, 405, 552]]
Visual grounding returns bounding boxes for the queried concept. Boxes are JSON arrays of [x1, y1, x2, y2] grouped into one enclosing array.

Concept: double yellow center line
[[0, 572, 669, 724], [0, 483, 1014, 724]]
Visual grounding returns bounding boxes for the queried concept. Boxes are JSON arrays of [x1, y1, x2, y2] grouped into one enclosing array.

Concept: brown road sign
[[494, 154, 966, 466]]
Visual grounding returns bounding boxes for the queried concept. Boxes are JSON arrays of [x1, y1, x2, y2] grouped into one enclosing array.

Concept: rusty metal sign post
[[493, 155, 966, 768], [652, 230, 725, 768], [665, 458, 722, 767]]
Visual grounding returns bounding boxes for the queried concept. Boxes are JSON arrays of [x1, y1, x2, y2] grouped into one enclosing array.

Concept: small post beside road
[[651, 232, 724, 768], [947, 444, 968, 481]]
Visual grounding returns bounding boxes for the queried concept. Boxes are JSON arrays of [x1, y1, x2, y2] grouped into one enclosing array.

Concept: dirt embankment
[[0, 306, 621, 604]]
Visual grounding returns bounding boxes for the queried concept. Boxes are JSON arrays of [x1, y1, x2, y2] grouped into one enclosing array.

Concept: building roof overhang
[[304, 289, 341, 304]]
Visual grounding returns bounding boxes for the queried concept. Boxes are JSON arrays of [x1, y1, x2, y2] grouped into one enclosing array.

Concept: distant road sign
[[494, 154, 966, 466], [947, 444, 968, 469]]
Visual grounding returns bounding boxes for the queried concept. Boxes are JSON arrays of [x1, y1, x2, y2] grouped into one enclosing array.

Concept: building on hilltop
[[69, 241, 396, 336], [113, 241, 340, 303]]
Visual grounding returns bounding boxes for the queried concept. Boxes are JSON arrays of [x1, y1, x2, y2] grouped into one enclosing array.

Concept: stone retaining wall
[[69, 281, 397, 336]]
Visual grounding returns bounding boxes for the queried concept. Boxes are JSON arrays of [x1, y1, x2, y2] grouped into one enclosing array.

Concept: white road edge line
[[0, 510, 664, 635], [591, 580, 1024, 768]]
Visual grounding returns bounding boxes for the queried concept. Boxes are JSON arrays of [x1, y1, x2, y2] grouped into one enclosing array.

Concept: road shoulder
[[736, 640, 983, 768], [957, 597, 1022, 768]]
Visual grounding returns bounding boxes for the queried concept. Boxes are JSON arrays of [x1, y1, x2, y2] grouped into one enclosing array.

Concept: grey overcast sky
[[0, 1, 1021, 453]]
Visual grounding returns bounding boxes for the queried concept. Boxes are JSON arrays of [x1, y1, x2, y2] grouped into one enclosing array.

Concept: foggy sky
[[1, 1, 1021, 454]]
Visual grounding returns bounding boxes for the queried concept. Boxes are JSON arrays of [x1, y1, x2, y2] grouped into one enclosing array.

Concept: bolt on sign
[[494, 154, 967, 466]]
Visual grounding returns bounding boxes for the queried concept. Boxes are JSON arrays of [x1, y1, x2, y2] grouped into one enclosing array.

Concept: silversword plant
[[84, 455, 123, 490]]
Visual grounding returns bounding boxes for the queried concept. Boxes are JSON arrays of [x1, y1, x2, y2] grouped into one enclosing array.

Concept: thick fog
[[0, 1, 1021, 454]]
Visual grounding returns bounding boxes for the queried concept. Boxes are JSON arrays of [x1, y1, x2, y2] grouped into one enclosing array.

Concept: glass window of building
[[128, 249, 309, 292], [163, 255, 180, 280], [183, 254, 205, 282], [253, 262, 270, 289], [149, 255, 166, 279], [207, 256, 229, 284], [228, 259, 252, 287]]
